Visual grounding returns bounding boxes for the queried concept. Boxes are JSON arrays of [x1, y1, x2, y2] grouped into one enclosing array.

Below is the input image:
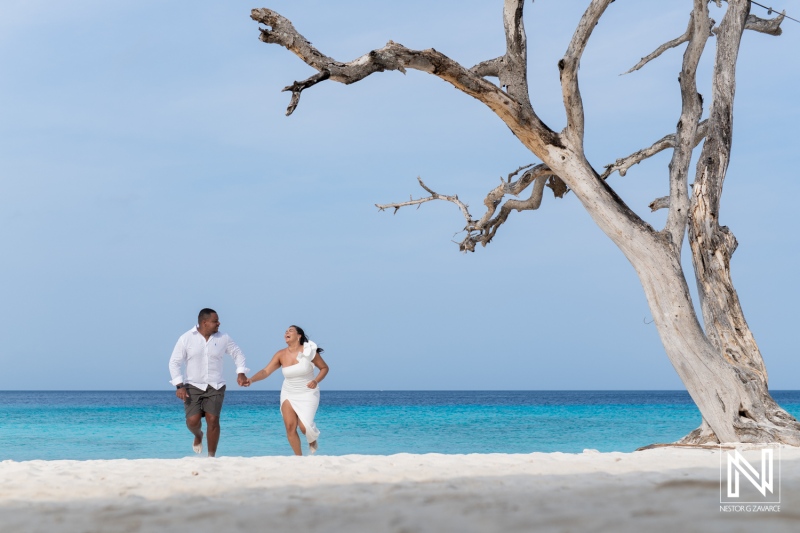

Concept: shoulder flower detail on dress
[[300, 341, 317, 362]]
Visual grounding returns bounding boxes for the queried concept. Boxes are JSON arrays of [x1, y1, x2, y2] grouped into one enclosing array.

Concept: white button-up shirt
[[168, 326, 250, 391]]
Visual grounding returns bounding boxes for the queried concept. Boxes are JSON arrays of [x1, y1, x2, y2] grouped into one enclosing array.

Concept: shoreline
[[2, 446, 799, 532]]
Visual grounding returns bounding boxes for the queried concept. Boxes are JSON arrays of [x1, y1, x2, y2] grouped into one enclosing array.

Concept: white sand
[[1, 445, 798, 532]]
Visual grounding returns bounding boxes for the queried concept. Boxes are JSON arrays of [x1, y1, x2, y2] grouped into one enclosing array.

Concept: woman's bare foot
[[193, 432, 204, 454], [309, 440, 318, 454]]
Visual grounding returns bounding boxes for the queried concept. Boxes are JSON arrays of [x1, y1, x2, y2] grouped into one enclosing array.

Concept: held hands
[[176, 374, 250, 399]]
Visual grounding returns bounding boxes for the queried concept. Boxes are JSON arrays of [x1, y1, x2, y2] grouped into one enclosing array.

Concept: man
[[168, 308, 250, 457]]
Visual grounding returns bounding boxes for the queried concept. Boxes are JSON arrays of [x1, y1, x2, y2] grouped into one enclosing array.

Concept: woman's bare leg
[[295, 415, 317, 454], [280, 400, 302, 456]]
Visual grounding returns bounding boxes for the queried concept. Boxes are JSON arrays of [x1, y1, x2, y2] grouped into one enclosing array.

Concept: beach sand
[[1, 445, 798, 532]]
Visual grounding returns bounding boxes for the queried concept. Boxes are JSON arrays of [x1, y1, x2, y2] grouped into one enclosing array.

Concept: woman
[[248, 325, 329, 455]]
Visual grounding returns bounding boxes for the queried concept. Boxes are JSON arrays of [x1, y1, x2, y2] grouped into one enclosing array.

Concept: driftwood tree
[[252, 1, 800, 444]]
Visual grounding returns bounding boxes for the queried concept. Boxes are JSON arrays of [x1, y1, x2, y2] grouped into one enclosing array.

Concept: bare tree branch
[[251, 8, 564, 156], [471, 164, 541, 231], [505, 163, 536, 182], [467, 1, 531, 103], [500, 0, 531, 107], [281, 71, 330, 116], [622, 15, 694, 75], [478, 171, 550, 249], [744, 12, 784, 35], [470, 56, 503, 78], [251, 9, 502, 106], [376, 177, 472, 220], [376, 165, 557, 252], [600, 120, 708, 180], [664, 0, 711, 250], [612, 5, 781, 240], [649, 196, 670, 212], [559, 0, 615, 150], [251, 8, 562, 148]]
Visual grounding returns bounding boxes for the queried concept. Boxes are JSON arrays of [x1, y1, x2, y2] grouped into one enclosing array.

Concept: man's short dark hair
[[198, 308, 217, 324]]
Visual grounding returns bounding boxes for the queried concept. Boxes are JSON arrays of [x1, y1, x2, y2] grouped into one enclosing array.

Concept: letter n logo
[[728, 449, 772, 497], [720, 447, 780, 504]]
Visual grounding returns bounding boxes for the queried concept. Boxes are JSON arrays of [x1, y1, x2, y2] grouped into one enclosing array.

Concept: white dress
[[279, 341, 320, 444]]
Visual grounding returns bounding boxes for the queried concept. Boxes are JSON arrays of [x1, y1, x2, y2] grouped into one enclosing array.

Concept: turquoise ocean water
[[1, 390, 798, 461]]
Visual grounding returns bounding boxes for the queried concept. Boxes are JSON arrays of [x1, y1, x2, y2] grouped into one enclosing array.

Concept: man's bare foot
[[309, 440, 318, 454], [193, 432, 203, 454]]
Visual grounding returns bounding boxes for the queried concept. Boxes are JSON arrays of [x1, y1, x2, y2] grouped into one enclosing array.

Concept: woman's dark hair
[[290, 325, 308, 344], [290, 325, 324, 354]]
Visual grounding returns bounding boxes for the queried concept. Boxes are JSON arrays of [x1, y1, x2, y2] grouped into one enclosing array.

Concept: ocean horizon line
[[9, 388, 799, 393]]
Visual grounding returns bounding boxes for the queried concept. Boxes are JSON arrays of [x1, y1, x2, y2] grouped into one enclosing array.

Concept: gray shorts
[[184, 384, 226, 418]]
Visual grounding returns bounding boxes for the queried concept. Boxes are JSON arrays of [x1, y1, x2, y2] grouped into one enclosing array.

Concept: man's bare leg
[[186, 414, 203, 454], [205, 414, 220, 457]]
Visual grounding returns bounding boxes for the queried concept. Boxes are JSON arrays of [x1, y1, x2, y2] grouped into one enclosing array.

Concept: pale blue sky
[[1, 1, 797, 391]]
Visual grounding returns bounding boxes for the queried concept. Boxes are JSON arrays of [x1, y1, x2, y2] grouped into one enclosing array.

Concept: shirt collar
[[192, 326, 221, 337]]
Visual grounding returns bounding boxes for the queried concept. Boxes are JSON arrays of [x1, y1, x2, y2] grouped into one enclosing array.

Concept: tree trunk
[[680, 0, 800, 445], [546, 152, 752, 444], [546, 148, 799, 445], [687, 127, 800, 444]]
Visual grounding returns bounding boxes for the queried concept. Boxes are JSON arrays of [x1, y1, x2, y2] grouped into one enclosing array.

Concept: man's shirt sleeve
[[168, 337, 187, 386], [226, 337, 250, 375]]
